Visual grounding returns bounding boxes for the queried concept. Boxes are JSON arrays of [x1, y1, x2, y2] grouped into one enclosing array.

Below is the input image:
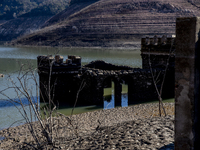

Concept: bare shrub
[[0, 56, 82, 149]]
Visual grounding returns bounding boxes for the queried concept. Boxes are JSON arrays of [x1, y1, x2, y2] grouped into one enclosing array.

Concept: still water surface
[[0, 46, 142, 130]]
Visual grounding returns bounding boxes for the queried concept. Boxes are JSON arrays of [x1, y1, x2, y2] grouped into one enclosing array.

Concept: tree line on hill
[[0, 0, 70, 20]]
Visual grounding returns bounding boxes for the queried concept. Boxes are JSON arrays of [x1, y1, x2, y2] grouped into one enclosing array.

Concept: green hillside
[[0, 0, 70, 20]]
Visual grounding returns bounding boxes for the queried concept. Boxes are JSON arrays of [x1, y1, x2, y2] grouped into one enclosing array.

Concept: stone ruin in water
[[37, 35, 175, 106]]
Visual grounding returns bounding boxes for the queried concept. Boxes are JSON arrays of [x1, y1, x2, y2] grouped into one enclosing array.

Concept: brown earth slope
[[0, 16, 52, 41], [41, 1, 99, 28], [10, 0, 200, 47]]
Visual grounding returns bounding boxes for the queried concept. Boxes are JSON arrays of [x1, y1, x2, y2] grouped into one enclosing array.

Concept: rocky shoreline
[[0, 103, 174, 149]]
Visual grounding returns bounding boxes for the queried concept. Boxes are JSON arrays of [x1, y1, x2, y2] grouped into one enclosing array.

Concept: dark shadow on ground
[[159, 143, 174, 150]]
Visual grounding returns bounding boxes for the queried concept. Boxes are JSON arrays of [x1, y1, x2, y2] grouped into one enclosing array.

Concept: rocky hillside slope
[[0, 16, 52, 41], [0, 0, 69, 20], [0, 0, 70, 41], [41, 1, 99, 28], [8, 0, 200, 47]]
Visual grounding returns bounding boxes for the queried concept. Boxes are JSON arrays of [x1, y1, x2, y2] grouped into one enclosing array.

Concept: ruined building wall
[[79, 66, 162, 106], [37, 36, 175, 106], [141, 35, 175, 69], [141, 35, 175, 98], [37, 55, 81, 106]]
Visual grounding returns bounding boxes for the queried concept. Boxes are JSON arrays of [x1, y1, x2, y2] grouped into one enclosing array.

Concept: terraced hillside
[[0, 16, 52, 41], [191, 0, 200, 7], [10, 0, 200, 47]]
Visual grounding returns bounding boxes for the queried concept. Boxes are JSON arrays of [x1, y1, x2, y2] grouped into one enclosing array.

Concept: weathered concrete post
[[175, 17, 200, 149]]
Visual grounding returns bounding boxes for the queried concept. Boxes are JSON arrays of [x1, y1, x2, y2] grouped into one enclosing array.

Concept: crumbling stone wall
[[141, 35, 175, 98], [38, 57, 166, 106], [37, 55, 81, 106], [37, 36, 175, 107], [79, 67, 157, 106], [84, 60, 133, 70], [141, 35, 175, 69]]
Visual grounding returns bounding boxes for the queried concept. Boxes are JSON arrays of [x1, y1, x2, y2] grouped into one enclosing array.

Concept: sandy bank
[[0, 103, 174, 149]]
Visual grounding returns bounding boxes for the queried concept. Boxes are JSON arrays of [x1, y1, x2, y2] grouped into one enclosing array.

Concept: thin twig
[[71, 79, 86, 116], [148, 49, 166, 116]]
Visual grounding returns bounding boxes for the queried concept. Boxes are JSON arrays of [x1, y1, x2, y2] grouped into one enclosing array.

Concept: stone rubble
[[65, 116, 174, 150], [0, 103, 174, 150]]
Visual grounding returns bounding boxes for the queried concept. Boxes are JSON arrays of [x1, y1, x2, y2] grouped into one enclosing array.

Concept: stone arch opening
[[120, 76, 134, 106], [103, 76, 119, 109]]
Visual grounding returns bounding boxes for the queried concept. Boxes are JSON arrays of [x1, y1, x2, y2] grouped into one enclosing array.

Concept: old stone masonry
[[37, 35, 175, 106]]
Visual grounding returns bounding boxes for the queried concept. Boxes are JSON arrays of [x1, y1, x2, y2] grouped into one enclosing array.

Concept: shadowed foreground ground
[[0, 103, 174, 149]]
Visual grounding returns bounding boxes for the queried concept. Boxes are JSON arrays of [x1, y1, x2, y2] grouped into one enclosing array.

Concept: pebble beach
[[0, 103, 175, 150]]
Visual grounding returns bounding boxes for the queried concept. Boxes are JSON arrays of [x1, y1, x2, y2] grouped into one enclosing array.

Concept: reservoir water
[[0, 45, 142, 130]]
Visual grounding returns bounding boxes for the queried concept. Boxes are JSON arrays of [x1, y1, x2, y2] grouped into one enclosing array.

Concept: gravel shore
[[0, 103, 174, 150]]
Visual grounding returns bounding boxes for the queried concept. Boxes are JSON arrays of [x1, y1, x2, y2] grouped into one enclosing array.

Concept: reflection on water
[[104, 94, 128, 109], [0, 98, 38, 130], [0, 103, 38, 130], [0, 45, 142, 129], [104, 82, 128, 109], [0, 46, 142, 72]]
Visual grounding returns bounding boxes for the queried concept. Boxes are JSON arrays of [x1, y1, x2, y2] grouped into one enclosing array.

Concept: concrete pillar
[[175, 17, 200, 150], [114, 81, 122, 107]]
